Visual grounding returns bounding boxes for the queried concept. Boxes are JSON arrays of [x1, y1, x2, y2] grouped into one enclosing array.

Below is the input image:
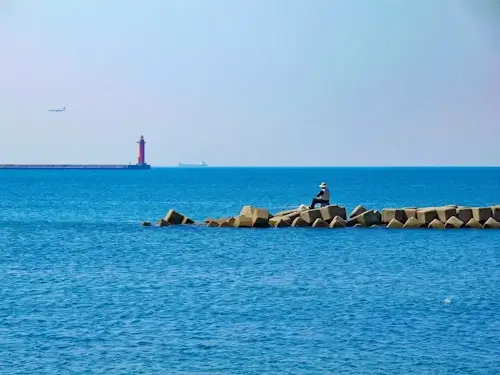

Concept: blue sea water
[[0, 167, 499, 374]]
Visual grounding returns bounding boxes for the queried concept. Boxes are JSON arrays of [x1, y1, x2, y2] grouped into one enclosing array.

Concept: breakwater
[[142, 204, 500, 229], [0, 164, 151, 169]]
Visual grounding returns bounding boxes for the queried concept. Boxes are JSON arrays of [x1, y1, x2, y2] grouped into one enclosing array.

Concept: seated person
[[310, 181, 330, 208]]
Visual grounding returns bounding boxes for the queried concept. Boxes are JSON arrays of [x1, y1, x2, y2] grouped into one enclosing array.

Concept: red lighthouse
[[137, 135, 146, 165]]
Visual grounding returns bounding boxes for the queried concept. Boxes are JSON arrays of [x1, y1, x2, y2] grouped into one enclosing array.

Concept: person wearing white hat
[[309, 181, 330, 209]]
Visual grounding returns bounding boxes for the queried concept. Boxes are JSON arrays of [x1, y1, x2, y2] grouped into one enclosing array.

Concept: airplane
[[48, 106, 66, 112]]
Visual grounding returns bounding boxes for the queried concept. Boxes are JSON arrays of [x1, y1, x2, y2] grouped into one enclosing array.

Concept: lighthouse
[[137, 135, 146, 165]]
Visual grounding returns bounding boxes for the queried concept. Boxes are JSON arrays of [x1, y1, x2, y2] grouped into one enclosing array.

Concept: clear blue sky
[[1, 0, 499, 166]]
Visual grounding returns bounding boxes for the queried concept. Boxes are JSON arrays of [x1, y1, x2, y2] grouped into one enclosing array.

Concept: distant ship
[[177, 161, 208, 167]]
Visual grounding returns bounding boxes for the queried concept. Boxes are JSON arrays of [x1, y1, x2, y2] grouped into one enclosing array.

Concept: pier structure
[[0, 136, 151, 169], [143, 204, 500, 229]]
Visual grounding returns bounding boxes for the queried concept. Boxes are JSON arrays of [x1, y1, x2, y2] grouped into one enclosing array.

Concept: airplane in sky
[[48, 106, 66, 112]]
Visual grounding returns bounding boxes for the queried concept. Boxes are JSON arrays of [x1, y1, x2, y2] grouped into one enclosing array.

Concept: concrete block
[[403, 208, 418, 220], [349, 205, 367, 218], [435, 207, 457, 222], [483, 217, 500, 229], [319, 205, 347, 221], [251, 209, 270, 227], [282, 211, 301, 221], [428, 219, 445, 228], [416, 208, 438, 225], [329, 216, 346, 228], [164, 209, 187, 225], [239, 205, 272, 219], [207, 220, 219, 227], [347, 210, 381, 227], [465, 218, 482, 228], [472, 207, 492, 223], [403, 217, 423, 228], [269, 216, 291, 226], [456, 207, 473, 223], [444, 216, 464, 228], [272, 208, 297, 217], [157, 219, 170, 227], [291, 217, 309, 227], [233, 216, 253, 227], [492, 206, 500, 221], [299, 209, 321, 225], [271, 217, 291, 227], [182, 216, 195, 224], [381, 208, 406, 224], [387, 218, 404, 228], [312, 218, 329, 227]]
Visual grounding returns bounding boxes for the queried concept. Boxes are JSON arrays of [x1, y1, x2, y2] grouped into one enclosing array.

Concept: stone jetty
[[142, 204, 500, 229]]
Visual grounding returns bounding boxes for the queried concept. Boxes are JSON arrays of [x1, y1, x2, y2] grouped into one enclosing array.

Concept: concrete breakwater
[[142, 204, 500, 229]]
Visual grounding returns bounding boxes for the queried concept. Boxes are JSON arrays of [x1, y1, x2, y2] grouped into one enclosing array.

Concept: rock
[[164, 209, 194, 225], [428, 219, 445, 229], [347, 210, 381, 227], [233, 215, 253, 228], [206, 220, 219, 227], [271, 217, 291, 227], [354, 223, 363, 228], [435, 206, 457, 222], [299, 209, 321, 225], [403, 217, 423, 228], [330, 216, 346, 228], [219, 221, 232, 227], [349, 205, 367, 218], [472, 207, 492, 223], [204, 217, 217, 224], [492, 206, 500, 221], [483, 217, 500, 229], [311, 218, 329, 227], [444, 216, 464, 228], [456, 207, 473, 223], [319, 205, 347, 221], [291, 217, 309, 227], [386, 218, 404, 228], [465, 218, 482, 228], [157, 219, 170, 227], [416, 208, 438, 225], [381, 208, 406, 224], [141, 221, 152, 227]]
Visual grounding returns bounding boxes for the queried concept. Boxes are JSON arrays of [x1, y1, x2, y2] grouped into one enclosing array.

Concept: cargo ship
[[0, 136, 151, 170], [177, 161, 208, 167]]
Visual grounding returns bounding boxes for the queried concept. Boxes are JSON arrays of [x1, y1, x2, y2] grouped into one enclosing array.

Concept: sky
[[1, 0, 499, 166]]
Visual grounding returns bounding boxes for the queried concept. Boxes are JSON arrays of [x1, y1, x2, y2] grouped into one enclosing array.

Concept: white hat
[[319, 181, 327, 188]]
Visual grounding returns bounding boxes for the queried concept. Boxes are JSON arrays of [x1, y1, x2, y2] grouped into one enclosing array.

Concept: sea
[[0, 167, 499, 374]]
